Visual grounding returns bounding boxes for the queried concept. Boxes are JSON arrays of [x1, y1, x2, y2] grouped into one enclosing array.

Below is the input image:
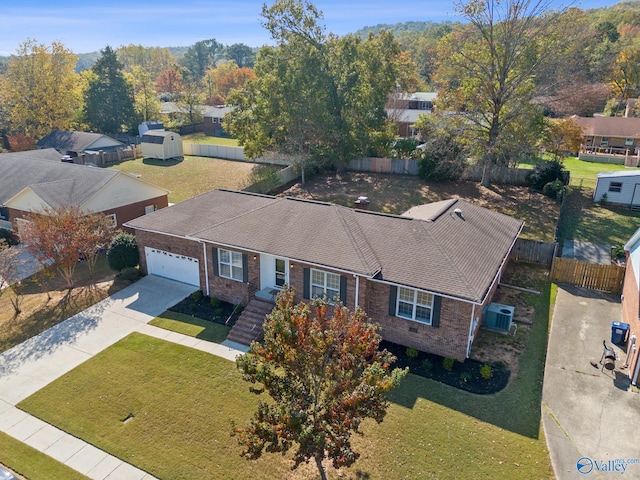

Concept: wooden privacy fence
[[510, 238, 557, 266], [550, 257, 625, 293], [72, 145, 140, 167]]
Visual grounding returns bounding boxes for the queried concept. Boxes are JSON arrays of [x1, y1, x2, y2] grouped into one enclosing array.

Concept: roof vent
[[453, 208, 464, 219]]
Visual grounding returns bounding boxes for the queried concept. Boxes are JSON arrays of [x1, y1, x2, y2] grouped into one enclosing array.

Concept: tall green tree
[[182, 39, 221, 81], [83, 46, 137, 133], [225, 43, 256, 67], [0, 39, 80, 139], [226, 0, 400, 173], [127, 66, 161, 122], [234, 289, 406, 480], [434, 0, 566, 186]]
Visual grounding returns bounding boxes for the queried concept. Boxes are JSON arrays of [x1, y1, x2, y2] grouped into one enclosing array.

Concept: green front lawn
[[149, 310, 231, 343], [110, 156, 254, 203], [0, 432, 88, 480], [19, 279, 553, 480]]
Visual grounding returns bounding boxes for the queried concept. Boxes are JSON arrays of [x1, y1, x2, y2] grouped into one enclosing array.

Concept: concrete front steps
[[227, 297, 275, 345]]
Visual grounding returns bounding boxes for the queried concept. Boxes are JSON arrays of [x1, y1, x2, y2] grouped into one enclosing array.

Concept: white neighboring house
[[594, 170, 640, 206], [140, 130, 183, 160]]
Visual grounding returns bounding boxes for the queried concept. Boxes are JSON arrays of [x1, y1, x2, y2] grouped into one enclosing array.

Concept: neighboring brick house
[[125, 189, 523, 361], [622, 228, 640, 386], [572, 115, 640, 155], [203, 106, 234, 136], [0, 149, 169, 233]]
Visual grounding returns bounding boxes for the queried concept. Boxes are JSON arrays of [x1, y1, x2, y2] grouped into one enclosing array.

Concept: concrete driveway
[[543, 285, 640, 479]]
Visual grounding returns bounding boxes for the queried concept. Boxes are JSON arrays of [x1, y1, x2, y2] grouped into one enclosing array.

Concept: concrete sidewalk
[[0, 275, 245, 480], [542, 285, 640, 480]]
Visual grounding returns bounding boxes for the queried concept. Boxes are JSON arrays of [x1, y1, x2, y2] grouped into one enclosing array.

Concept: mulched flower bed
[[168, 294, 240, 327], [381, 341, 510, 395]]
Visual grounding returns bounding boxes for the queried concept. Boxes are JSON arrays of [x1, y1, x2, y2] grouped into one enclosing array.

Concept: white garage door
[[145, 247, 200, 287]]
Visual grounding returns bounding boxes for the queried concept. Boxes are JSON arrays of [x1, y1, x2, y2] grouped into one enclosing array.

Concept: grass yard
[[0, 432, 89, 480], [519, 156, 630, 190], [0, 254, 130, 353], [556, 187, 640, 246], [149, 310, 230, 343], [562, 156, 629, 189], [110, 156, 255, 204], [18, 269, 553, 480], [182, 133, 239, 146]]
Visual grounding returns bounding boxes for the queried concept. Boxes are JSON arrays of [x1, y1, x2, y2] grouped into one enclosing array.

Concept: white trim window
[[218, 249, 243, 281], [311, 269, 340, 300], [625, 138, 634, 146], [397, 286, 434, 324], [609, 181, 622, 193]]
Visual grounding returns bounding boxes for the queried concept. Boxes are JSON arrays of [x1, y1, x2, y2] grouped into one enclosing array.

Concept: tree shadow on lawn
[[386, 279, 551, 440], [0, 288, 104, 376]]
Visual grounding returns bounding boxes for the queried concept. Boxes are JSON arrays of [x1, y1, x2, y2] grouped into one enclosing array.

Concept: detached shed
[[594, 170, 640, 207], [141, 130, 183, 160]]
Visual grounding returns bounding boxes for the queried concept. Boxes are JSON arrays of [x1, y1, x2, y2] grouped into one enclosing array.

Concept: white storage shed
[[594, 170, 640, 206], [141, 130, 183, 160]]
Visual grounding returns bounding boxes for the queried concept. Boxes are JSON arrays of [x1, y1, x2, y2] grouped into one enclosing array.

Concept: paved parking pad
[[543, 286, 640, 480]]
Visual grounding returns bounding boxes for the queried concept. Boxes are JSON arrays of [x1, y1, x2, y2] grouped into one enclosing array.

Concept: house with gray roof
[[0, 149, 169, 233], [36, 130, 125, 157], [125, 189, 524, 360]]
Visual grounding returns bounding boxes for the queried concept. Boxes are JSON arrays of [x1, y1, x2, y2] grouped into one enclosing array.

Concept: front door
[[260, 254, 289, 291]]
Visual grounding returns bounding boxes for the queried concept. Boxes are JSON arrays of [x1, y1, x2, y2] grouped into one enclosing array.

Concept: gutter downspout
[[202, 242, 210, 297], [466, 304, 478, 358], [354, 274, 360, 310], [632, 344, 639, 386]]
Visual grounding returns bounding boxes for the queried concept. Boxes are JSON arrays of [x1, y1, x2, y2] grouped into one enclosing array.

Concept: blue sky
[[0, 0, 624, 56]]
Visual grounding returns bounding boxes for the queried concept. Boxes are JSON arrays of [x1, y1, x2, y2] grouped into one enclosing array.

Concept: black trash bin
[[611, 321, 630, 344]]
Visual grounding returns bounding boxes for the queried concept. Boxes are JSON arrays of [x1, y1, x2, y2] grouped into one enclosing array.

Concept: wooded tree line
[[2, 0, 640, 183], [0, 38, 258, 143]]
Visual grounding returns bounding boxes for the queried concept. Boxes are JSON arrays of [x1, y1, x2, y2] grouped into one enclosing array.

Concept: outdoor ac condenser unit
[[483, 303, 514, 332]]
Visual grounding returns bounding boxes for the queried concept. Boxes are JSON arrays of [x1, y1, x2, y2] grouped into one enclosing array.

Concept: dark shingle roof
[[0, 150, 119, 206], [36, 130, 123, 153], [127, 190, 523, 303]]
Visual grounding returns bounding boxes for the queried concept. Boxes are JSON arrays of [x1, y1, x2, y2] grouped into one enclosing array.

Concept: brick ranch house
[[125, 189, 524, 361], [0, 149, 169, 233]]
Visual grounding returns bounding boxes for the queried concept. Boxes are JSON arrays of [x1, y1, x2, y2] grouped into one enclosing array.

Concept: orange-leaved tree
[[21, 206, 114, 288], [233, 289, 407, 480]]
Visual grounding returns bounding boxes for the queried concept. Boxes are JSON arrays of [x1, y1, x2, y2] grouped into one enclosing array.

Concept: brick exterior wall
[[622, 254, 640, 382], [103, 195, 169, 229], [363, 281, 473, 361], [133, 231, 510, 362]]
